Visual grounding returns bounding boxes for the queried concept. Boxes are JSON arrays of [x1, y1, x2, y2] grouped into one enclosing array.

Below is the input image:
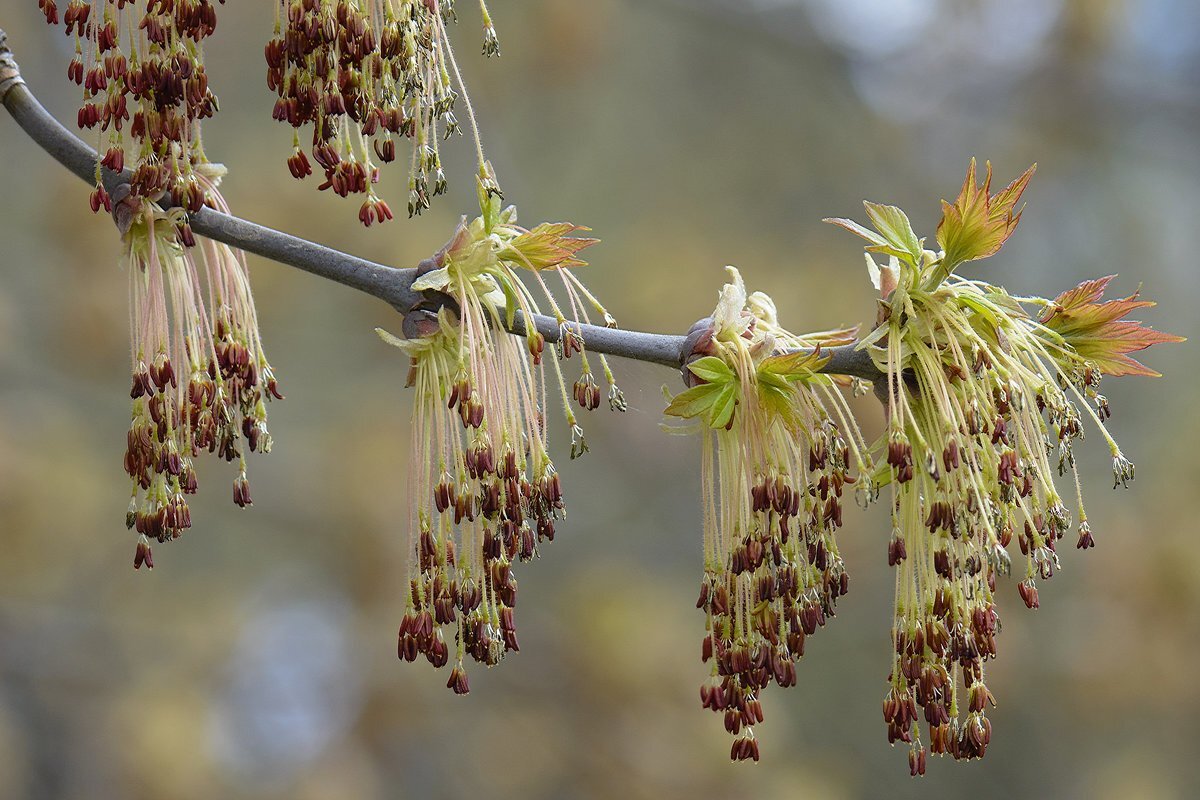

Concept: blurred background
[[1, 1, 1198, 798]]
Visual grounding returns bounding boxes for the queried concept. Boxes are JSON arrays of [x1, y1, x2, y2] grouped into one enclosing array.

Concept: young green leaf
[[759, 349, 830, 381], [863, 202, 923, 266], [687, 356, 736, 384], [934, 159, 1036, 281], [664, 382, 726, 420], [708, 383, 738, 429]]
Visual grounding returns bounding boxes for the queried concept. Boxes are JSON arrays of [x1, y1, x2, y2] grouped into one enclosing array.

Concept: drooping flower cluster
[[828, 160, 1182, 775], [665, 268, 872, 762], [379, 168, 623, 692], [42, 0, 224, 224], [120, 168, 280, 570], [265, 0, 501, 223]]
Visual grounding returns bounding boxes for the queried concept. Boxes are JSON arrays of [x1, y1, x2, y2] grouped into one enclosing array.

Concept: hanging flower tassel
[[828, 159, 1181, 774], [121, 167, 280, 569], [379, 166, 623, 689], [46, 0, 225, 220], [266, 0, 502, 222], [665, 267, 872, 761]]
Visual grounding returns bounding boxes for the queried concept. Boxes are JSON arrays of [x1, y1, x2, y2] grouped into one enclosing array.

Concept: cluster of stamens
[[381, 186, 623, 690], [265, 0, 500, 223], [876, 283, 1108, 772], [120, 178, 279, 569], [396, 323, 566, 687], [669, 269, 872, 761], [826, 162, 1179, 774], [43, 0, 224, 226]]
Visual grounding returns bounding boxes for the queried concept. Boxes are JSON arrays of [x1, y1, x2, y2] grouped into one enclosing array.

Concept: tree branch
[[0, 26, 882, 380]]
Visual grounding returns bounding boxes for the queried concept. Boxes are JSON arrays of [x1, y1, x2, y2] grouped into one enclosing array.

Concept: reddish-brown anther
[[133, 539, 154, 570], [909, 746, 927, 777], [66, 57, 84, 85], [232, 475, 252, 508], [419, 529, 438, 561], [447, 665, 470, 695], [887, 439, 910, 468], [77, 102, 99, 129], [458, 578, 481, 615], [370, 136, 396, 163], [40, 1, 63, 25], [933, 548, 952, 579], [413, 609, 434, 643], [100, 146, 124, 173], [499, 609, 519, 652], [89, 185, 112, 214], [515, 528, 534, 561], [397, 633, 419, 663], [1017, 578, 1039, 610], [181, 465, 198, 494], [709, 584, 730, 616], [772, 655, 796, 688], [425, 632, 449, 668], [1077, 522, 1095, 549], [729, 736, 760, 763], [968, 683, 995, 713], [560, 329, 583, 359]]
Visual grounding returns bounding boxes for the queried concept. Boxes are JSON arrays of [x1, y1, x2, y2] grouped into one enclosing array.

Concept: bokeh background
[[2, 1, 1198, 798]]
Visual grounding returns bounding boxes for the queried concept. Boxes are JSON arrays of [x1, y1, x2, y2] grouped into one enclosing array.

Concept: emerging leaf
[[411, 266, 452, 293], [863, 202, 924, 265], [1040, 275, 1184, 376], [824, 216, 890, 249], [709, 384, 738, 430], [664, 382, 730, 427], [687, 356, 737, 385], [935, 159, 1036, 277], [759, 348, 830, 381], [825, 203, 922, 267], [508, 222, 599, 271]]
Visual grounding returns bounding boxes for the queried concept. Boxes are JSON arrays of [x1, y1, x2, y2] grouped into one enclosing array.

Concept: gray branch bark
[[0, 26, 881, 380]]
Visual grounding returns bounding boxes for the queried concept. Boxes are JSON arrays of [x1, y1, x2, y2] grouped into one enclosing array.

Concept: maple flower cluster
[[828, 160, 1182, 775], [378, 167, 623, 692], [28, 0, 1183, 778], [265, 0, 501, 223], [665, 268, 872, 761], [41, 0, 224, 226], [40, 2, 279, 568], [118, 167, 281, 570]]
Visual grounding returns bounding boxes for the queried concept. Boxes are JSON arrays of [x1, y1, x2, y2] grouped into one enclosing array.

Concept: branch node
[[0, 29, 27, 101]]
